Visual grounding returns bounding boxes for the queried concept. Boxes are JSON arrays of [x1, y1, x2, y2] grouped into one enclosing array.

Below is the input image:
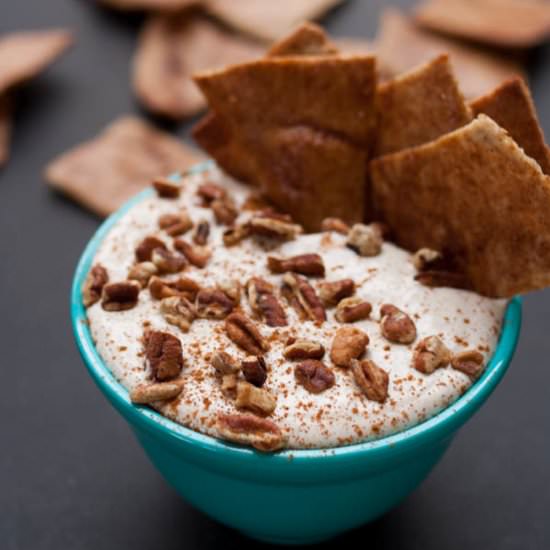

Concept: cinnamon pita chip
[[0, 30, 73, 94], [98, 0, 198, 11], [0, 95, 12, 167], [414, 0, 550, 48], [374, 54, 472, 156], [370, 114, 550, 297], [267, 21, 338, 56], [45, 117, 204, 217], [375, 9, 524, 99], [194, 55, 377, 230], [470, 77, 550, 175], [133, 13, 264, 119], [205, 0, 345, 42]]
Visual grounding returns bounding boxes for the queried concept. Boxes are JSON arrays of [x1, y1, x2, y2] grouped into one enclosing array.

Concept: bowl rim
[[71, 162, 522, 462]]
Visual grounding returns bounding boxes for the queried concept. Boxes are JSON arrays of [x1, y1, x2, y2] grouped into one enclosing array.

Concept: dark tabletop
[[1, 1, 549, 549]]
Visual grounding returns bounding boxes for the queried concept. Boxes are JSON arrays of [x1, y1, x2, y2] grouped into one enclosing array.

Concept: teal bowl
[[71, 164, 522, 545]]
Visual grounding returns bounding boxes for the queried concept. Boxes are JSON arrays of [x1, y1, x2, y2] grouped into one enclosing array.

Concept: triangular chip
[[374, 54, 472, 156], [98, 0, 198, 10], [371, 114, 550, 297], [414, 0, 550, 48], [205, 0, 345, 42], [0, 94, 12, 167], [0, 30, 73, 94], [45, 116, 204, 217], [194, 55, 377, 230], [374, 9, 524, 99], [470, 77, 550, 175], [133, 13, 264, 119], [267, 21, 338, 56]]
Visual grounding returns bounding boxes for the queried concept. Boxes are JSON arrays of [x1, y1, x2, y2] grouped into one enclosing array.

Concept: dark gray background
[[1, 1, 549, 549]]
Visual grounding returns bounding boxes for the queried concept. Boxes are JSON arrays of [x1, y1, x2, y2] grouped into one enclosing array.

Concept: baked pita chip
[[98, 0, 198, 11], [0, 30, 73, 94], [194, 55, 377, 230], [374, 54, 472, 156], [414, 0, 550, 48], [375, 9, 524, 99], [0, 95, 12, 167], [45, 117, 204, 217], [371, 114, 550, 297], [470, 77, 550, 175], [133, 13, 264, 119], [267, 21, 338, 57], [205, 0, 345, 42]]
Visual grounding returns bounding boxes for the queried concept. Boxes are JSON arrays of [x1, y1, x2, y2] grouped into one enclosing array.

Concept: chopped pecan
[[193, 220, 210, 245], [195, 288, 235, 319], [212, 197, 239, 225], [128, 261, 157, 288], [225, 312, 269, 355], [173, 239, 211, 268], [235, 381, 276, 415], [130, 380, 183, 404], [151, 248, 186, 274], [283, 340, 325, 360], [248, 216, 302, 240], [412, 336, 451, 374], [211, 351, 240, 375], [217, 413, 286, 452], [282, 273, 326, 323], [82, 264, 109, 307], [412, 248, 443, 271], [415, 271, 472, 291], [321, 217, 350, 235], [135, 236, 167, 262], [218, 279, 241, 305], [451, 350, 485, 379], [351, 359, 389, 403], [222, 224, 251, 246], [294, 360, 335, 394], [241, 356, 267, 387], [220, 373, 239, 398], [318, 279, 355, 307], [281, 285, 307, 321], [335, 297, 372, 323], [346, 223, 383, 257], [380, 304, 417, 344], [144, 330, 184, 381], [246, 277, 287, 327], [330, 326, 369, 367], [152, 177, 181, 198], [197, 181, 226, 204], [158, 211, 193, 236], [160, 296, 196, 332], [101, 280, 140, 311], [267, 253, 325, 277], [148, 276, 200, 301]]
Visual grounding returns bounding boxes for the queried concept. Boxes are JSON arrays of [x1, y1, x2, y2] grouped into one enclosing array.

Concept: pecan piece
[[197, 181, 225, 204], [411, 248, 443, 271], [321, 217, 350, 235], [282, 273, 326, 323], [174, 239, 211, 268], [82, 264, 109, 307], [295, 360, 335, 394], [346, 223, 383, 257], [246, 277, 287, 327], [225, 312, 269, 355], [151, 248, 186, 274], [218, 279, 241, 305], [380, 304, 417, 344], [283, 340, 325, 360], [451, 350, 485, 379], [241, 356, 267, 387], [152, 177, 181, 199], [212, 197, 239, 225], [220, 373, 239, 398], [160, 296, 196, 332], [148, 276, 200, 301], [351, 359, 389, 403], [318, 279, 355, 307], [193, 220, 210, 245], [235, 381, 276, 416], [222, 224, 251, 247], [144, 330, 184, 381], [128, 261, 157, 288], [158, 211, 193, 236], [135, 236, 167, 262], [130, 381, 183, 404], [330, 326, 369, 367], [211, 351, 240, 375], [335, 297, 372, 323], [412, 336, 451, 374], [195, 288, 235, 319], [248, 216, 302, 240], [101, 281, 140, 311], [217, 413, 286, 452], [267, 253, 325, 277]]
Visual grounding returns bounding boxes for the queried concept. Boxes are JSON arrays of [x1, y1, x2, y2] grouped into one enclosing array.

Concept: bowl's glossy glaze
[[71, 164, 522, 544]]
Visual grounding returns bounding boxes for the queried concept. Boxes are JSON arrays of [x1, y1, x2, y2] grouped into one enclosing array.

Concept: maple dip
[[82, 167, 506, 451]]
